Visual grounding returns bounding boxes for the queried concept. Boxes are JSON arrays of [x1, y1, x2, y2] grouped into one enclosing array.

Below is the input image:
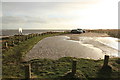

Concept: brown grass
[[86, 29, 120, 38]]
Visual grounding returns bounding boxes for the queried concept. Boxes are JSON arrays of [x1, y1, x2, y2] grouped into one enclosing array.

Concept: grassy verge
[[29, 57, 120, 79], [3, 57, 120, 80], [2, 32, 66, 78]]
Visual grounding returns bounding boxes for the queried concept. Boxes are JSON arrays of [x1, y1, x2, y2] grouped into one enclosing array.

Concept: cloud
[[2, 16, 47, 24], [1, 0, 101, 2], [1, 0, 119, 29]]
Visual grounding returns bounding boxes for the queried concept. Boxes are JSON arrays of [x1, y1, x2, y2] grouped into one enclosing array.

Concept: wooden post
[[103, 55, 109, 67], [29, 35, 31, 39], [12, 41, 14, 46], [28, 35, 30, 39], [25, 36, 27, 40], [27, 36, 28, 40], [25, 64, 31, 80], [5, 42, 8, 48], [32, 34, 34, 37], [32, 34, 33, 38], [30, 35, 32, 38], [72, 59, 77, 75]]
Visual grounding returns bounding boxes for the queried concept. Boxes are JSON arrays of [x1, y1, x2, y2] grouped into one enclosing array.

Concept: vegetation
[[2, 31, 120, 80], [87, 29, 120, 38], [30, 57, 120, 80], [2, 32, 68, 79], [2, 57, 120, 80]]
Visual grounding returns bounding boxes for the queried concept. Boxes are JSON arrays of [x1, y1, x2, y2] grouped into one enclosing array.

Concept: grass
[[33, 57, 119, 79], [2, 57, 120, 79], [2, 32, 67, 79], [87, 29, 120, 39], [2, 31, 120, 80], [3, 57, 119, 79]]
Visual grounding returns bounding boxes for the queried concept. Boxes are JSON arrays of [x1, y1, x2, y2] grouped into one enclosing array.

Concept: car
[[71, 29, 85, 34]]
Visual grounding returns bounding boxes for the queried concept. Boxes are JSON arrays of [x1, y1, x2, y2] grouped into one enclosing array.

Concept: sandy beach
[[24, 33, 119, 61]]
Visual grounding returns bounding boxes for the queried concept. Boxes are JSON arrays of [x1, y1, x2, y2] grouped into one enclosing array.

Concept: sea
[[1, 29, 66, 36]]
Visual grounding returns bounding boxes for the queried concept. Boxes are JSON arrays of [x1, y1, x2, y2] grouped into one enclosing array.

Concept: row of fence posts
[[4, 32, 61, 49], [4, 33, 40, 49], [24, 55, 109, 79], [4, 31, 68, 49]]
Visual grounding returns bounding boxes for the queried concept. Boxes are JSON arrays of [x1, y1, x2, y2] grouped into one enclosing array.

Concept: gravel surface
[[24, 33, 119, 61]]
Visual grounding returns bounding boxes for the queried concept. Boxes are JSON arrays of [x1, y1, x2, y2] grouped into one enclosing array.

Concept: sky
[[1, 0, 120, 29]]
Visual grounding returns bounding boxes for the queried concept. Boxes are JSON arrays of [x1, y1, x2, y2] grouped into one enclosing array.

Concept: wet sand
[[24, 33, 119, 61], [62, 32, 109, 41]]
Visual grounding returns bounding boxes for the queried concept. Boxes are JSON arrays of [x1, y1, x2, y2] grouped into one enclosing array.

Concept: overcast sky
[[1, 0, 120, 29]]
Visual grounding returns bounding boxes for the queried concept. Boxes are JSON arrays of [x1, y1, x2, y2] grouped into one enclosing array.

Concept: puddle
[[25, 36, 119, 61]]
